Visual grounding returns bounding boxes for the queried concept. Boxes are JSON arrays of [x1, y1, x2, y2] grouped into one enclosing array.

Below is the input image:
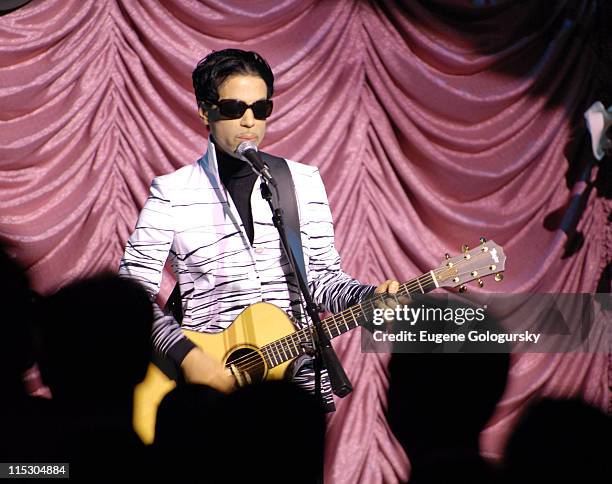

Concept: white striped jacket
[[119, 139, 374, 365]]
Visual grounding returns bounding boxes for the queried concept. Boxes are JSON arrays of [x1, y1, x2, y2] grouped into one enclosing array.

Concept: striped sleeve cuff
[[166, 337, 197, 366]]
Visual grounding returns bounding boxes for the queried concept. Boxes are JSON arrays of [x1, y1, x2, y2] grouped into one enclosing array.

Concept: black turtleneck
[[216, 144, 257, 245]]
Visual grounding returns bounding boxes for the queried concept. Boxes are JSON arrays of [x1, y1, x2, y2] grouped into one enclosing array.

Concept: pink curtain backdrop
[[1, 1, 610, 482]]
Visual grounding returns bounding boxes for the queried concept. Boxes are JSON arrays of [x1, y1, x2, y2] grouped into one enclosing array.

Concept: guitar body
[[133, 302, 296, 444]]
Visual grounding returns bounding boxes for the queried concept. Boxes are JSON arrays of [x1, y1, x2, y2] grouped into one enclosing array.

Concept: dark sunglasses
[[211, 99, 273, 120]]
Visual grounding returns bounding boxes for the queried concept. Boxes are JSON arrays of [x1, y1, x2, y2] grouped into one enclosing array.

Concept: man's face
[[199, 74, 268, 157]]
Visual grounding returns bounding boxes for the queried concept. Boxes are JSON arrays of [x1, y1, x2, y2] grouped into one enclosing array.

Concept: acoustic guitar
[[133, 239, 506, 443]]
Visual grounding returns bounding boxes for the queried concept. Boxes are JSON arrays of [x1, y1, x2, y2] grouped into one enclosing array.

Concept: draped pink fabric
[[1, 1, 610, 482]]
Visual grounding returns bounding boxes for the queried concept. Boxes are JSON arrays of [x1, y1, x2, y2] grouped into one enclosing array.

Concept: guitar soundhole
[[226, 347, 266, 384]]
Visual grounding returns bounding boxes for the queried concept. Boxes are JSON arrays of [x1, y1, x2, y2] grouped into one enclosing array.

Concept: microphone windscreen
[[235, 141, 258, 159]]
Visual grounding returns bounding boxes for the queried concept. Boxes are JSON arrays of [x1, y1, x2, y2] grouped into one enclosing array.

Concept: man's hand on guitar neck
[[180, 347, 236, 393], [374, 279, 411, 327]]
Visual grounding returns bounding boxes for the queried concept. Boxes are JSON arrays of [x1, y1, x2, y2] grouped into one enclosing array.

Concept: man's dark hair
[[192, 49, 274, 107]]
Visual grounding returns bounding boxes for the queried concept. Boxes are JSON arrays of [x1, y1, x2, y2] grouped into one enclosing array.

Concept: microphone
[[235, 141, 276, 185]]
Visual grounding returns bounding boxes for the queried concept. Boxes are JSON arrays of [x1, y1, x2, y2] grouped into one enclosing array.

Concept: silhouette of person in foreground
[[504, 397, 612, 484], [386, 298, 511, 483], [0, 244, 55, 461], [37, 273, 154, 482], [152, 379, 326, 483], [215, 380, 327, 484], [152, 383, 226, 483]]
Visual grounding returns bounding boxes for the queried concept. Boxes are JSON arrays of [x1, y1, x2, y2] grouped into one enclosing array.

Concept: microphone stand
[[259, 177, 353, 402]]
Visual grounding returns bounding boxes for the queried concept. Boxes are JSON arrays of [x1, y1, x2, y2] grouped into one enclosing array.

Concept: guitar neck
[[258, 271, 439, 370]]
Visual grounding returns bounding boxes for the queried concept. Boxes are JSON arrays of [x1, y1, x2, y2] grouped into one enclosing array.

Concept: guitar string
[[221, 271, 437, 373], [225, 248, 500, 372], [220, 254, 499, 374], [221, 255, 500, 374], [222, 256, 499, 374]]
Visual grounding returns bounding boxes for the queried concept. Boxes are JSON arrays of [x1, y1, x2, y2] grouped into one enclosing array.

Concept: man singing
[[119, 49, 402, 407]]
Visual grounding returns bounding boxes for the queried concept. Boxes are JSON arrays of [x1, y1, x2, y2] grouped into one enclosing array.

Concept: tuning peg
[[445, 253, 451, 260], [479, 237, 487, 244], [477, 278, 484, 288], [495, 273, 504, 282], [459, 285, 467, 293], [461, 244, 469, 253]]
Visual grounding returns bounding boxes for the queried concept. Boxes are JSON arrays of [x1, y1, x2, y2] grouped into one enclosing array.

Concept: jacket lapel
[[199, 140, 257, 264]]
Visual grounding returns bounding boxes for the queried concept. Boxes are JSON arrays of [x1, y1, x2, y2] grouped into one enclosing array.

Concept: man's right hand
[[180, 347, 236, 393]]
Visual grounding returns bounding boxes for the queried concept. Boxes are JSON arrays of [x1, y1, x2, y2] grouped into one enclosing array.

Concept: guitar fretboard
[[259, 271, 438, 369]]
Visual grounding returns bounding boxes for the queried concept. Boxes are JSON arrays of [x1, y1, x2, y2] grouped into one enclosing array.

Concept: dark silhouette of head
[[152, 384, 226, 483], [387, 346, 509, 483], [0, 243, 35, 395], [504, 397, 612, 483], [387, 352, 510, 454], [386, 297, 511, 465], [154, 383, 226, 445], [0, 243, 62, 463], [37, 273, 153, 411], [212, 380, 326, 483], [33, 274, 154, 479]]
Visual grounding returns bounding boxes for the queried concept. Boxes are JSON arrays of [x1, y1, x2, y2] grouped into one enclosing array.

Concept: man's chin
[[211, 138, 237, 157]]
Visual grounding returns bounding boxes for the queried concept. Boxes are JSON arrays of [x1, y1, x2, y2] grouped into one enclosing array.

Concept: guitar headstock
[[434, 238, 506, 291]]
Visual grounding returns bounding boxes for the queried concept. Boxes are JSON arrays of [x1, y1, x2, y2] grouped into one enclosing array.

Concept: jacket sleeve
[[119, 178, 196, 364], [302, 169, 376, 314]]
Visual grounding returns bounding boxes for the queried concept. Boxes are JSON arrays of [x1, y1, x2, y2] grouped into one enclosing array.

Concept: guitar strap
[[165, 153, 308, 322], [259, 151, 308, 288], [259, 152, 316, 386]]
